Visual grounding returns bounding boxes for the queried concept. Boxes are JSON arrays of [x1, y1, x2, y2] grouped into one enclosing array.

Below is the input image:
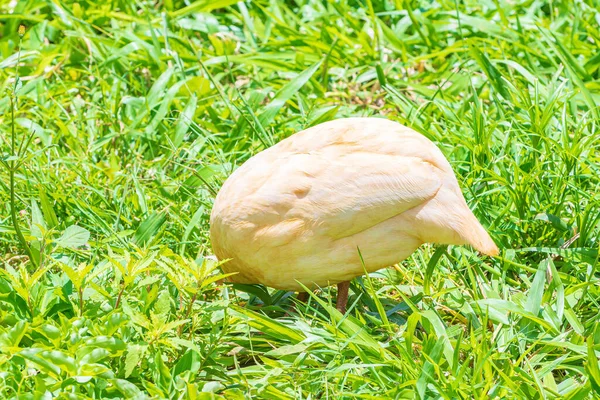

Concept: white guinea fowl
[[210, 117, 498, 312]]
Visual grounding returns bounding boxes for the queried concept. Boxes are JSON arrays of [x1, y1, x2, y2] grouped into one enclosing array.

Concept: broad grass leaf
[[564, 309, 585, 335], [258, 60, 323, 127], [146, 78, 191, 134], [519, 247, 598, 264], [0, 320, 28, 348], [30, 199, 45, 239], [525, 358, 546, 398], [377, 18, 407, 53], [476, 299, 558, 333], [231, 283, 273, 306], [104, 313, 129, 336], [110, 378, 144, 398], [40, 350, 77, 375], [15, 118, 51, 146], [495, 59, 543, 86], [56, 225, 90, 249], [525, 260, 547, 316], [180, 205, 204, 256], [78, 348, 110, 365], [375, 64, 387, 86], [2, 291, 31, 319], [264, 343, 311, 358], [153, 351, 172, 392], [153, 290, 171, 325], [125, 344, 146, 378], [180, 76, 211, 97], [584, 52, 600, 75], [539, 28, 598, 118], [173, 95, 197, 148], [546, 259, 564, 321], [57, 262, 83, 290], [536, 354, 568, 381], [200, 272, 235, 290], [586, 337, 600, 395], [417, 335, 444, 400], [358, 248, 389, 328], [134, 212, 167, 246], [457, 13, 518, 40], [424, 245, 447, 295], [0, 50, 40, 69], [30, 265, 49, 288], [232, 306, 305, 343], [123, 301, 152, 329], [100, 42, 141, 66], [535, 213, 571, 232], [168, 338, 202, 355], [405, 312, 421, 355], [77, 364, 110, 377], [307, 105, 339, 127], [84, 336, 126, 352], [470, 45, 509, 99], [35, 324, 60, 343], [421, 309, 454, 365], [38, 186, 58, 229], [325, 362, 387, 375], [182, 165, 221, 189], [262, 385, 295, 399], [545, 31, 590, 81], [173, 349, 201, 377], [19, 348, 61, 377], [169, 0, 239, 17]]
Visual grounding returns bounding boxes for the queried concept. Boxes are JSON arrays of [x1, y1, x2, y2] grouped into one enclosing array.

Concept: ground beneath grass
[[1, 1, 599, 398]]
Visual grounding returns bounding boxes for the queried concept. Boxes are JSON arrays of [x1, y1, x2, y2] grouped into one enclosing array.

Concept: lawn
[[1, 0, 599, 398]]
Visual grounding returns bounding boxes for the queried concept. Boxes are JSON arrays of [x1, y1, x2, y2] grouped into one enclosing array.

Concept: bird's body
[[210, 118, 498, 294]]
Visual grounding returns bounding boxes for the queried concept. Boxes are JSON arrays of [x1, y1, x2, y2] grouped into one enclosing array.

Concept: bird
[[210, 117, 499, 313]]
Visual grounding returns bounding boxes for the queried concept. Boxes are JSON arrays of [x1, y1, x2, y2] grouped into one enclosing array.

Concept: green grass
[[1, 0, 599, 398]]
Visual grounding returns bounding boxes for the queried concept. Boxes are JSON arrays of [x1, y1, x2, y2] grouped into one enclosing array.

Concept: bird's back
[[210, 118, 497, 290]]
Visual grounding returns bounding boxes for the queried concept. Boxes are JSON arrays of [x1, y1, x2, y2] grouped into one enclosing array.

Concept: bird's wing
[[256, 149, 444, 241]]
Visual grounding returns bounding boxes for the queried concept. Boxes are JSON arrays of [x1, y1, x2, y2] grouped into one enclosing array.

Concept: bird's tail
[[459, 210, 499, 256], [412, 187, 499, 256]]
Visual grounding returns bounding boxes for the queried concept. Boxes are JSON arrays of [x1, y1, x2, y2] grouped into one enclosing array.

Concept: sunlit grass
[[0, 0, 599, 398]]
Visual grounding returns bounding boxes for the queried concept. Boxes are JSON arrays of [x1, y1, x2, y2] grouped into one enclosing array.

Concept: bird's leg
[[297, 291, 309, 303], [336, 281, 350, 314]]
